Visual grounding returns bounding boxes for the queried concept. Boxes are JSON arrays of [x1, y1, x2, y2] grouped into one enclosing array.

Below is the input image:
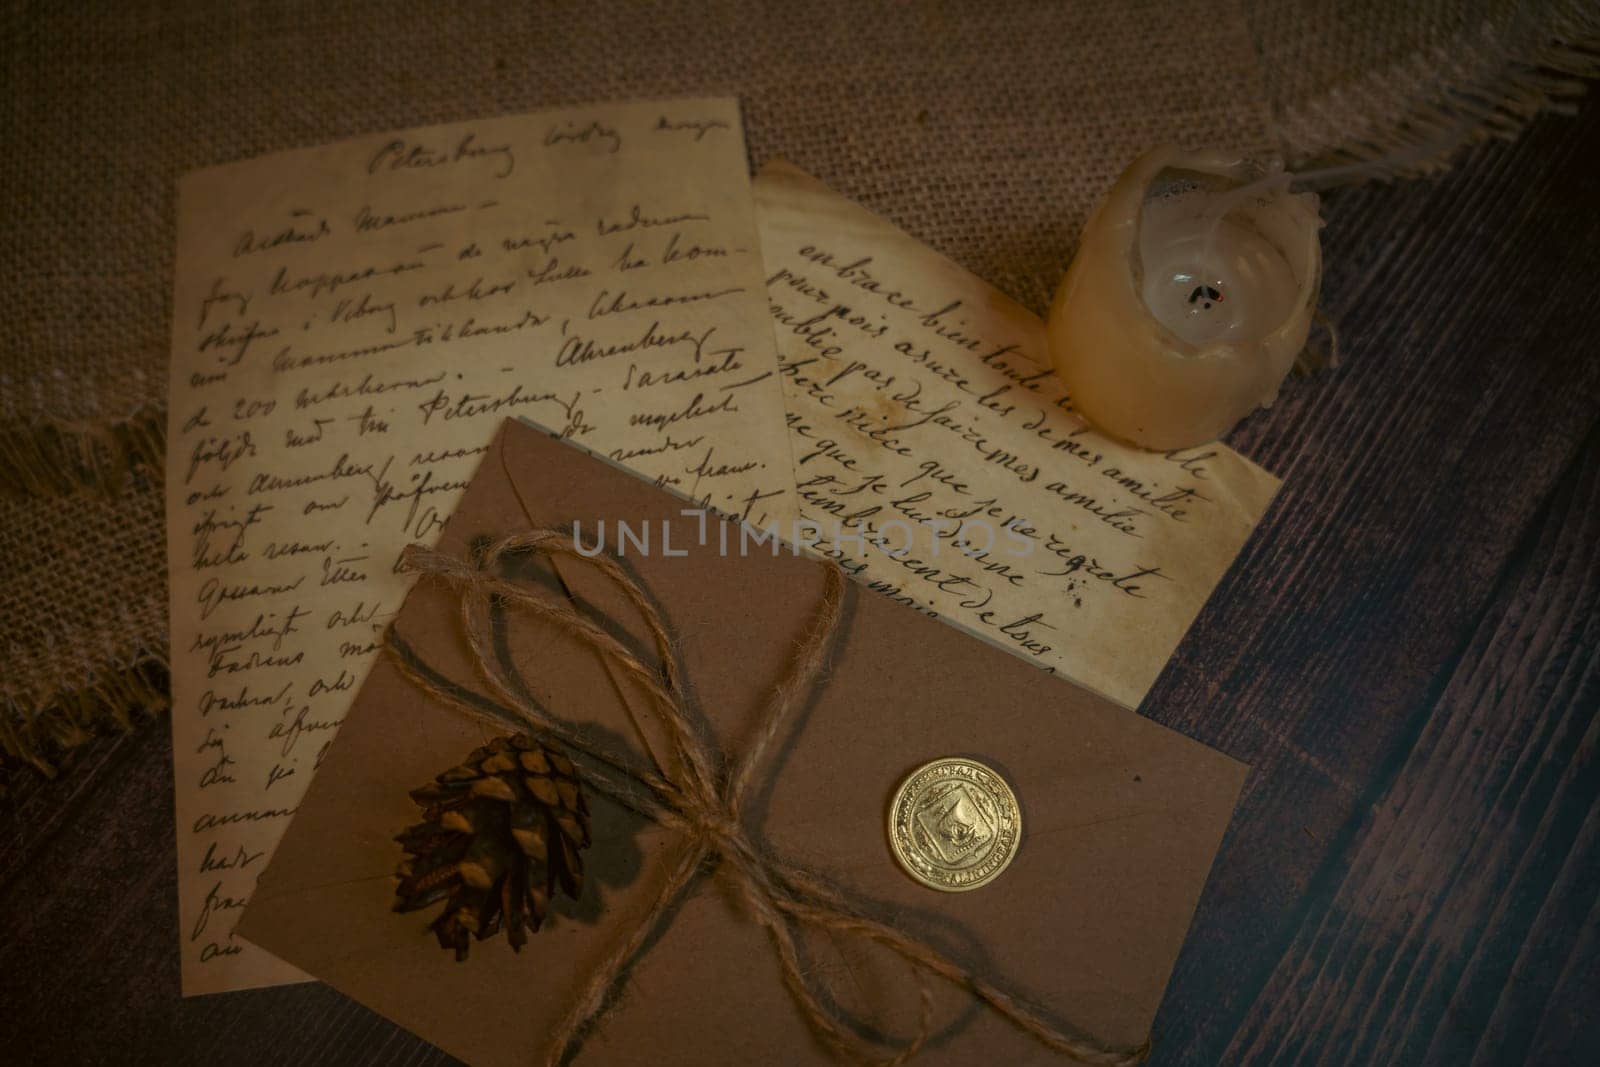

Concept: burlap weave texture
[[2, 0, 1595, 787], [1, 0, 1275, 783]]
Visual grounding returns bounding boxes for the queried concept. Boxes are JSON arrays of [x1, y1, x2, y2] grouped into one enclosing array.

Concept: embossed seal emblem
[[888, 757, 1021, 892]]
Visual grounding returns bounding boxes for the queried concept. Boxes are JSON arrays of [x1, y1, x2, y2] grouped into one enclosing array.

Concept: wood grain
[[1149, 96, 1600, 1065], [1, 96, 1597, 1067], [1218, 425, 1599, 1065]]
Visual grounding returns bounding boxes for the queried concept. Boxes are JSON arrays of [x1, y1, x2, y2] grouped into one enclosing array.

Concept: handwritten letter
[[165, 100, 795, 994], [755, 162, 1279, 709]]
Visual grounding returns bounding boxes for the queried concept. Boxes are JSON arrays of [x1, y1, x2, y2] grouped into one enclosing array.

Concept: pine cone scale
[[394, 733, 591, 960], [525, 776, 561, 806], [470, 776, 519, 802]]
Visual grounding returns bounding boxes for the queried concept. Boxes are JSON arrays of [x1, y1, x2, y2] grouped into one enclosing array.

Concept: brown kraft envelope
[[239, 418, 1249, 1065]]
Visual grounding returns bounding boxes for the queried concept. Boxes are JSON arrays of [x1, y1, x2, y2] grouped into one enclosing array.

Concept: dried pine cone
[[394, 733, 591, 959]]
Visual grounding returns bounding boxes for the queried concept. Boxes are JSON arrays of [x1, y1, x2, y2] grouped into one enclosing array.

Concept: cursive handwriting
[[760, 170, 1278, 711], [654, 114, 731, 140], [167, 102, 803, 994], [368, 133, 515, 178]]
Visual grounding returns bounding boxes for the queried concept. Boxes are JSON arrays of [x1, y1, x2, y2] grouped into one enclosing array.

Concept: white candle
[[1047, 147, 1323, 450]]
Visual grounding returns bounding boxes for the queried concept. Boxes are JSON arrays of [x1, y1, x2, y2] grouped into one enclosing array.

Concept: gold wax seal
[[887, 757, 1021, 892]]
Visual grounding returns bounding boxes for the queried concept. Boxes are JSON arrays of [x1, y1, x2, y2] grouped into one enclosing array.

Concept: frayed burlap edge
[[0, 650, 170, 799], [0, 408, 165, 498], [1275, 3, 1600, 175]]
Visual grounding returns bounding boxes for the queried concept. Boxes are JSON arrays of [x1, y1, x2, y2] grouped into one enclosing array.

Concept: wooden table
[[2, 97, 1596, 1066]]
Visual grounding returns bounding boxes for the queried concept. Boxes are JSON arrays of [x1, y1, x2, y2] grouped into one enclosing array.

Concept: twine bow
[[386, 528, 1149, 1067]]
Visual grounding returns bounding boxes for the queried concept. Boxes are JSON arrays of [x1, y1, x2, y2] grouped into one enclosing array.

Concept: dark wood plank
[[1221, 424, 1599, 1065], [2, 89, 1597, 1067], [0, 731, 135, 891], [1149, 98, 1600, 1064], [0, 719, 457, 1066]]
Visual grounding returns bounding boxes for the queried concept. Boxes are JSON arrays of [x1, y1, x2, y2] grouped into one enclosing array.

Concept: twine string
[[385, 530, 1149, 1067]]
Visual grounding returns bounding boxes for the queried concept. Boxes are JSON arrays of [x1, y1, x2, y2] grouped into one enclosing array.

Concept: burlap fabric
[[1, 0, 1595, 790], [1247, 0, 1600, 169]]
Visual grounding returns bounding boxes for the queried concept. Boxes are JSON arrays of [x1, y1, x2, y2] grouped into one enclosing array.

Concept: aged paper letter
[[166, 100, 795, 994], [755, 162, 1279, 709]]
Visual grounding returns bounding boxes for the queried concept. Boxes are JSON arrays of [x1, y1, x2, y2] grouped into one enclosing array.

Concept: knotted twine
[[385, 528, 1150, 1067]]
